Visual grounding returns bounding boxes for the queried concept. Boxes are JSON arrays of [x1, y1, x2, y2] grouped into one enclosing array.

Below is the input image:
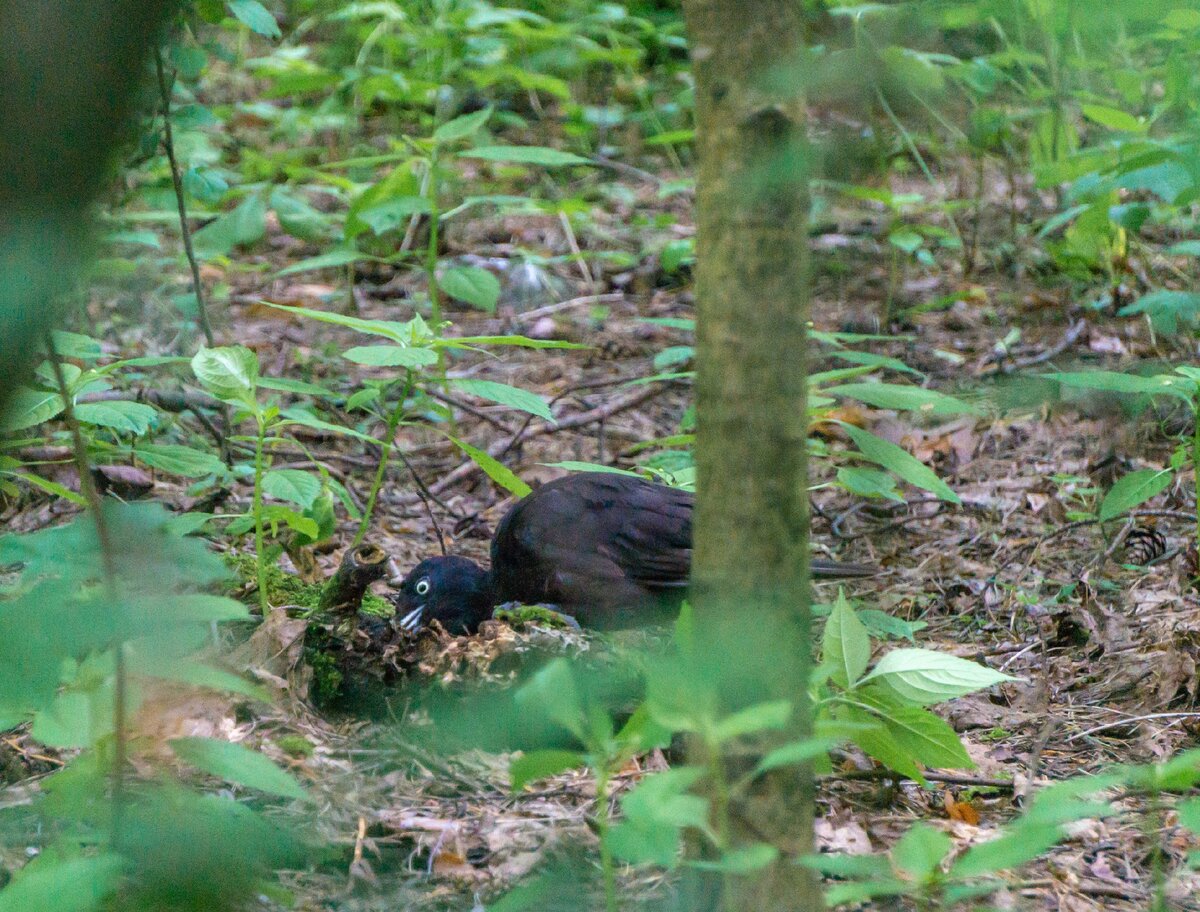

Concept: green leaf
[[276, 246, 371, 277], [451, 379, 553, 421], [226, 0, 281, 37], [358, 195, 431, 235], [343, 345, 438, 368], [433, 107, 493, 144], [459, 145, 593, 166], [193, 193, 267, 258], [10, 472, 88, 505], [74, 400, 158, 435], [50, 331, 103, 361], [837, 466, 904, 501], [1045, 370, 1193, 401], [823, 590, 872, 687], [434, 334, 588, 350], [443, 436, 530, 497], [892, 823, 951, 881], [842, 424, 960, 504], [509, 749, 586, 792], [270, 188, 329, 241], [689, 843, 779, 873], [1098, 468, 1173, 521], [862, 648, 1014, 705], [514, 659, 585, 739], [0, 388, 64, 431], [135, 443, 226, 478], [170, 736, 306, 799], [829, 350, 922, 376], [949, 824, 1063, 879], [539, 461, 644, 477], [888, 228, 924, 253], [439, 266, 501, 312], [191, 346, 259, 407], [277, 407, 381, 444], [262, 469, 321, 509], [606, 767, 709, 867], [860, 691, 973, 770], [256, 376, 336, 397], [826, 383, 976, 416], [754, 737, 839, 776], [1081, 104, 1146, 134], [711, 700, 792, 743], [0, 853, 122, 912]]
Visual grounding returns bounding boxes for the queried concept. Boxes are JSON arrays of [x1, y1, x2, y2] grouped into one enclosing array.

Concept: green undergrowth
[[223, 552, 394, 618], [494, 604, 579, 630]]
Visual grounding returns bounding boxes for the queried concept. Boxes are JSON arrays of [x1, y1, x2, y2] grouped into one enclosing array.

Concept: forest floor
[[5, 160, 1200, 911]]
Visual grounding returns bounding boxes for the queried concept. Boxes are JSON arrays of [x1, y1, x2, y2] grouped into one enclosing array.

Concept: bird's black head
[[391, 556, 495, 635]]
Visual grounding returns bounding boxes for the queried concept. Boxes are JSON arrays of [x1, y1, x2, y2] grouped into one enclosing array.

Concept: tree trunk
[[680, 1, 817, 909]]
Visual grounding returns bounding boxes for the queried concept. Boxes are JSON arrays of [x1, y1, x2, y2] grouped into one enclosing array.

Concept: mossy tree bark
[[680, 1, 818, 910]]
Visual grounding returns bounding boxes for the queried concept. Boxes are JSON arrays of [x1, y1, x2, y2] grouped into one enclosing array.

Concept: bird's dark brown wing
[[491, 473, 693, 617]]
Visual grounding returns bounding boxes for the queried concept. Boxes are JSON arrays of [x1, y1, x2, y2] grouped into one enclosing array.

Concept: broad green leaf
[[826, 383, 976, 416], [270, 188, 329, 241], [861, 648, 1014, 704], [0, 388, 64, 431], [860, 692, 973, 770], [262, 505, 319, 539], [459, 145, 593, 166], [1098, 468, 1172, 521], [135, 658, 269, 701], [50, 331, 103, 361], [276, 247, 372, 277], [193, 193, 267, 258], [1117, 290, 1200, 334], [1045, 370, 1193, 401], [837, 466, 904, 501], [74, 400, 158, 435], [829, 350, 922, 376], [509, 749, 586, 792], [857, 609, 925, 643], [0, 853, 122, 912], [135, 443, 226, 477], [607, 767, 709, 867], [514, 659, 584, 739], [439, 265, 501, 312], [10, 472, 88, 505], [711, 700, 791, 743], [227, 0, 281, 37], [823, 590, 872, 687], [689, 843, 779, 873], [277, 407, 381, 444], [754, 737, 840, 776], [433, 107, 493, 144], [358, 195, 431, 235], [842, 424, 960, 504], [892, 823, 951, 881], [191, 346, 259, 407], [262, 469, 321, 509], [170, 736, 306, 799], [1081, 104, 1145, 133], [950, 824, 1063, 879], [257, 376, 336, 397], [451, 379, 553, 421], [888, 228, 924, 253], [434, 334, 588, 350], [343, 344, 438, 368], [265, 303, 420, 344]]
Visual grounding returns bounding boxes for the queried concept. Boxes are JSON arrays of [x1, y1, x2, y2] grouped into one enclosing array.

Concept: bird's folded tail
[[810, 557, 877, 579]]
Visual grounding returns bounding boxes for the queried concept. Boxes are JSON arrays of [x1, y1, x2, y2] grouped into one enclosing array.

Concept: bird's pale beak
[[399, 605, 425, 631]]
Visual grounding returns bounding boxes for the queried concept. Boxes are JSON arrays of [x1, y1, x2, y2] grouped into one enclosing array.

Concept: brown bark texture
[[680, 0, 818, 909]]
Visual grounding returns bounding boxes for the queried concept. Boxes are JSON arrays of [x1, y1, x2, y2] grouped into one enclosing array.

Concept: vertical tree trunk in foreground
[[680, 0, 817, 909]]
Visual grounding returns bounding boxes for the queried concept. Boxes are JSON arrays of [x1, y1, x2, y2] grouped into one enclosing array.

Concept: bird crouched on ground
[[390, 471, 876, 634]]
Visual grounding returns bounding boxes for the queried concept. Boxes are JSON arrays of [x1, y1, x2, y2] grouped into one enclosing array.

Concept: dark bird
[[391, 471, 875, 634]]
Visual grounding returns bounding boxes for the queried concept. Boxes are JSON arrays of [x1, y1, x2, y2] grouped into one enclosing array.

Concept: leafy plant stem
[[155, 48, 215, 350], [253, 411, 269, 616], [45, 332, 127, 851], [353, 371, 414, 547], [425, 152, 442, 329], [594, 765, 619, 912], [1194, 393, 1200, 561]]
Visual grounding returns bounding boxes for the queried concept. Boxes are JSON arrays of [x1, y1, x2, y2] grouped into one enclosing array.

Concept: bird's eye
[[415, 579, 431, 596]]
